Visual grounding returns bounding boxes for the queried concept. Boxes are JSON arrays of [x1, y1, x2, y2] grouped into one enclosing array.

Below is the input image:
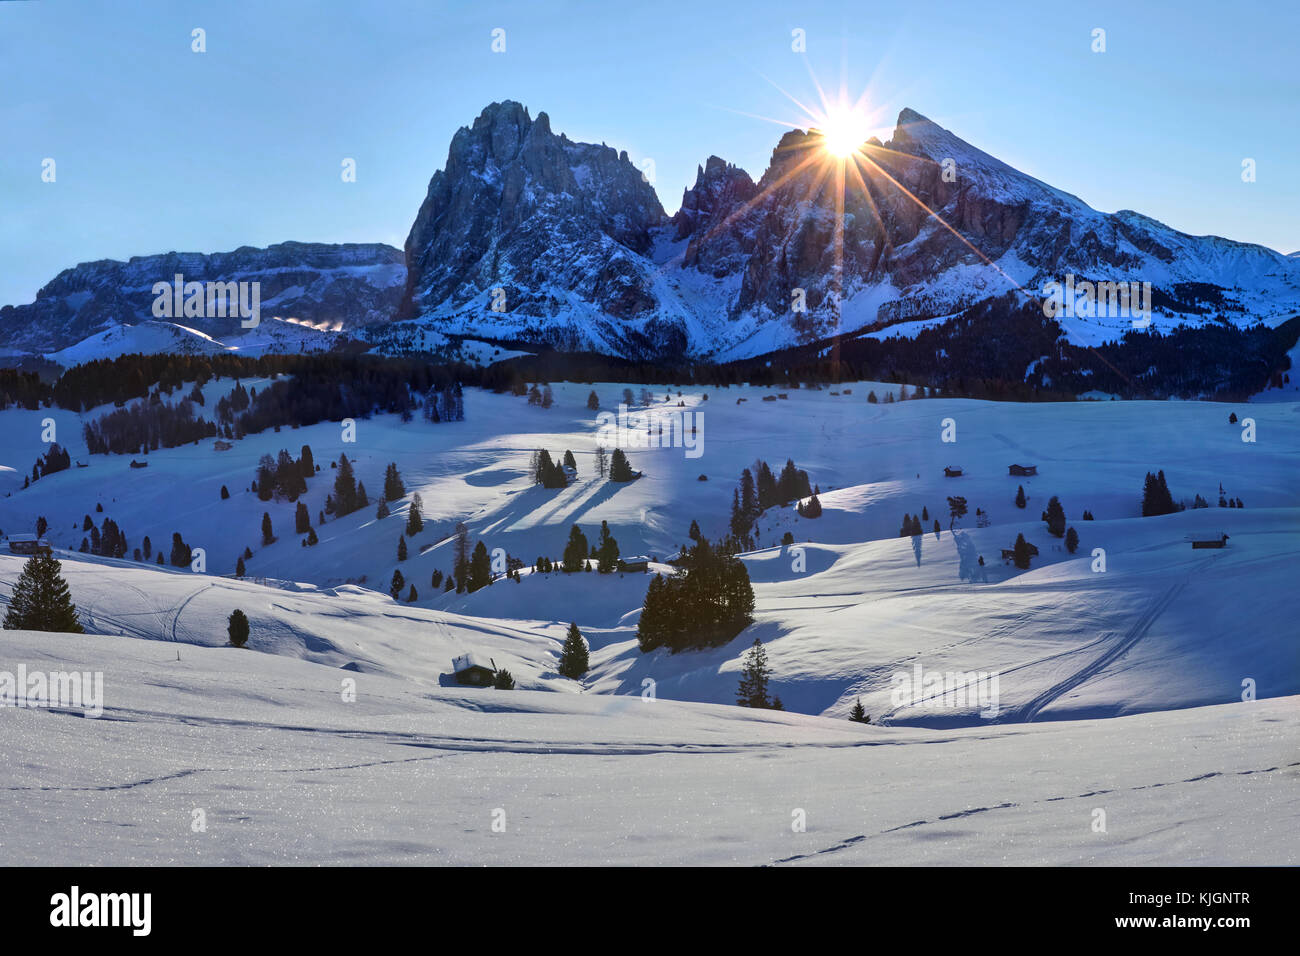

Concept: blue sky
[[2, 0, 1296, 307]]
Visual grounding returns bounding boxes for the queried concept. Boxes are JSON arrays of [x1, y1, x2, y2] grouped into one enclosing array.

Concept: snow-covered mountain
[[398, 102, 1300, 359], [0, 241, 404, 354]]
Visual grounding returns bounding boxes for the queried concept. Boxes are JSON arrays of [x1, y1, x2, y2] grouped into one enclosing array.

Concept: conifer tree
[[295, 501, 310, 534], [1065, 526, 1079, 554], [1045, 496, 1067, 537], [596, 520, 620, 573], [1015, 485, 1027, 509], [2, 553, 83, 633], [333, 454, 358, 515], [1013, 533, 1032, 570], [587, 390, 600, 411], [736, 638, 773, 708], [562, 525, 590, 573], [849, 698, 870, 724], [406, 493, 424, 535], [261, 512, 273, 545], [383, 462, 406, 502], [493, 669, 516, 690], [397, 536, 408, 561], [389, 570, 405, 599], [235, 555, 246, 577], [376, 497, 389, 519], [227, 609, 249, 648], [467, 541, 493, 592], [609, 448, 636, 482], [558, 622, 590, 679]]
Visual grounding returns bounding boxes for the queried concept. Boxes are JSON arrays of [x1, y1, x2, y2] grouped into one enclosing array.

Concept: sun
[[818, 106, 872, 159]]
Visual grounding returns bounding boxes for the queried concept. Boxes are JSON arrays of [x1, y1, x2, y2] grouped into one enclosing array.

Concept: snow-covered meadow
[[1, 380, 1297, 863]]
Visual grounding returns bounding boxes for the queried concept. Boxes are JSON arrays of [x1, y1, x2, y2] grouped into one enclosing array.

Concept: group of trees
[[82, 398, 217, 455], [729, 458, 814, 544], [255, 445, 315, 502], [77, 515, 128, 558], [637, 538, 755, 654], [1140, 471, 1179, 517], [28, 444, 72, 485]]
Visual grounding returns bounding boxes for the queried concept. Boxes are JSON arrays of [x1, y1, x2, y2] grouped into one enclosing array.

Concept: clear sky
[[2, 0, 1296, 307]]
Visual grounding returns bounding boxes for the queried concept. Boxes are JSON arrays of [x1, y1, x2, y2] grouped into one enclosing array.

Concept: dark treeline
[[83, 399, 217, 454], [484, 297, 1298, 401]]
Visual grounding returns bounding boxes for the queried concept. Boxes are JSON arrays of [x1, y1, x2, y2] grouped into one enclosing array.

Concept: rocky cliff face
[[398, 101, 681, 355], [0, 242, 405, 354], [399, 104, 1300, 359]]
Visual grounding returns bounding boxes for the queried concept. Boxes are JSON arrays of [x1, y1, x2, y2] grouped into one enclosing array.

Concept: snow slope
[[0, 628, 1294, 865], [2, 382, 1296, 727]]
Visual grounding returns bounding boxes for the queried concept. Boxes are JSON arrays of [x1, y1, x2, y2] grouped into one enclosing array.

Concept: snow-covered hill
[[2, 381, 1295, 726], [0, 627, 1294, 864]]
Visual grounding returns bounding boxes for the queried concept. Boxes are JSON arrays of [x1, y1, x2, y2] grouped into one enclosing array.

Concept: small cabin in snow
[[1190, 533, 1229, 549], [1008, 464, 1038, 476], [8, 533, 51, 555], [943, 466, 963, 478], [451, 654, 496, 687], [560, 464, 578, 483], [1000, 542, 1040, 562], [618, 556, 650, 573]]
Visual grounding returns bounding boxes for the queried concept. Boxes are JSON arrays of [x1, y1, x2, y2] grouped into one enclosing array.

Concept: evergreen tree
[[220, 485, 230, 500], [333, 454, 358, 515], [235, 555, 246, 577], [227, 609, 249, 648], [383, 462, 406, 502], [2, 553, 83, 633], [558, 622, 590, 679], [1045, 496, 1067, 537], [736, 638, 773, 708], [397, 536, 408, 561], [1065, 526, 1079, 554], [586, 390, 600, 411], [171, 531, 192, 567], [467, 540, 493, 592], [305, 527, 318, 546], [608, 448, 636, 482], [355, 481, 369, 509], [493, 669, 516, 690], [1013, 533, 1032, 570], [596, 520, 620, 573], [261, 512, 274, 545], [406, 493, 424, 535], [376, 497, 389, 519], [849, 698, 870, 724], [562, 525, 590, 573], [688, 519, 701, 541], [295, 501, 310, 534], [389, 570, 405, 599], [1015, 485, 1027, 509], [142, 535, 152, 559], [407, 585, 418, 602]]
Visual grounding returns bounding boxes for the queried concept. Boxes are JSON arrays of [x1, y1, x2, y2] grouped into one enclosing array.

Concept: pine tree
[[493, 669, 516, 690], [2, 553, 83, 633], [235, 555, 246, 577], [558, 622, 590, 679], [406, 585, 418, 602], [688, 519, 701, 541], [333, 454, 358, 515], [227, 609, 249, 648], [609, 448, 636, 482], [295, 501, 310, 534], [562, 525, 590, 573], [1015, 485, 1027, 509], [467, 540, 493, 592], [406, 493, 424, 535], [171, 531, 192, 567], [736, 638, 772, 708], [397, 536, 408, 561], [1065, 526, 1079, 554], [306, 527, 318, 546], [1045, 496, 1066, 537], [849, 698, 870, 724], [383, 462, 406, 502], [355, 481, 369, 509], [587, 390, 600, 411], [1013, 533, 1032, 570], [261, 512, 273, 545], [596, 520, 620, 573], [220, 485, 230, 500], [376, 497, 389, 519]]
